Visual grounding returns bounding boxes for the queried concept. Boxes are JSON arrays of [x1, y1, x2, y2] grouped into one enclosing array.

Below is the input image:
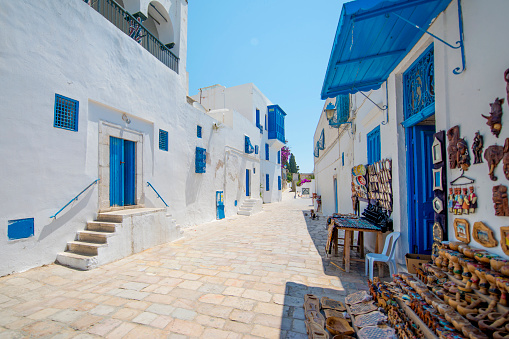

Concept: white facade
[[191, 83, 285, 204], [0, 0, 262, 276], [316, 0, 509, 265]]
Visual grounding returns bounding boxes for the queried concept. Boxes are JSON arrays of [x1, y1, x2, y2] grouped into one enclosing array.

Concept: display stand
[[395, 299, 438, 339]]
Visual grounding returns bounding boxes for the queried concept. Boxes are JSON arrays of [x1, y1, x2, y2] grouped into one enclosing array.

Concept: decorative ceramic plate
[[354, 311, 387, 328], [345, 291, 370, 305], [358, 165, 367, 176], [357, 325, 396, 339], [348, 301, 377, 315], [357, 176, 366, 186]]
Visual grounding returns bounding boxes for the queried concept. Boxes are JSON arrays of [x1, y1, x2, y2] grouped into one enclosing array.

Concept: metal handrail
[[50, 179, 100, 219], [147, 182, 169, 207], [86, 0, 179, 73]]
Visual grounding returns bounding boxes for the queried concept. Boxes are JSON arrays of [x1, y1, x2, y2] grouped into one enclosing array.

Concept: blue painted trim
[[278, 176, 281, 190], [401, 104, 435, 128], [159, 129, 168, 151], [147, 182, 169, 207], [195, 147, 206, 173], [265, 143, 269, 161], [266, 174, 270, 191], [51, 179, 99, 218], [367, 125, 381, 164], [277, 150, 281, 164]]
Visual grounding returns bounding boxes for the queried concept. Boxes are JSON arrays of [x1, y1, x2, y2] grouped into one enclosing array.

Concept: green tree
[[288, 153, 299, 174]]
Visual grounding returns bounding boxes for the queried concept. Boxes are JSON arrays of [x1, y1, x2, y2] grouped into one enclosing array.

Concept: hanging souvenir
[[484, 144, 504, 181], [472, 131, 484, 164], [482, 97, 504, 138], [454, 187, 463, 215], [492, 185, 509, 216], [472, 222, 498, 248], [447, 125, 460, 169], [462, 187, 470, 215], [448, 188, 455, 213], [468, 186, 477, 214]]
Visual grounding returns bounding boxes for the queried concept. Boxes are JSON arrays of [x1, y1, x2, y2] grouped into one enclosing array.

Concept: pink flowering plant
[[281, 146, 291, 168]]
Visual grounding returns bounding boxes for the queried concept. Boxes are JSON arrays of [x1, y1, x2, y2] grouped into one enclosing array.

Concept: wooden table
[[328, 216, 384, 273]]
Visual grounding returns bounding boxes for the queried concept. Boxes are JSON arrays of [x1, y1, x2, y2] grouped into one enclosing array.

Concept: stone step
[[77, 230, 114, 244], [67, 240, 107, 256], [96, 213, 123, 223], [56, 252, 98, 271], [237, 210, 252, 216], [86, 221, 119, 233], [238, 206, 253, 211]]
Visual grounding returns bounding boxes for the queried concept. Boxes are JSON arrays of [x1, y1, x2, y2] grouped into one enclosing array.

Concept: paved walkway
[[0, 191, 368, 339]]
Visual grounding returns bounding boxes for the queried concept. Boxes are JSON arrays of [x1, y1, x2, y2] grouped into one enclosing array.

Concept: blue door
[[245, 169, 250, 196], [333, 178, 338, 214], [216, 191, 225, 219], [407, 125, 435, 254], [110, 136, 136, 207]]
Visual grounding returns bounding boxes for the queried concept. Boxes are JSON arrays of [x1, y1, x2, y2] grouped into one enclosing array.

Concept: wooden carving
[[482, 98, 504, 138], [472, 131, 484, 164], [504, 138, 509, 180], [500, 226, 509, 256], [472, 222, 498, 248], [484, 144, 504, 181], [447, 125, 460, 169], [505, 68, 509, 106], [457, 137, 471, 171], [454, 218, 470, 243], [493, 185, 509, 216]]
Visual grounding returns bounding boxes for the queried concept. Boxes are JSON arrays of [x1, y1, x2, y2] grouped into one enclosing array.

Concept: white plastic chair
[[365, 232, 401, 280]]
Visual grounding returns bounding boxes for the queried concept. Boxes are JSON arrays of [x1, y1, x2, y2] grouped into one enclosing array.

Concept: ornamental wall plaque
[[433, 197, 444, 214], [432, 168, 443, 191], [500, 226, 509, 256], [433, 222, 444, 242], [472, 221, 498, 248], [454, 218, 470, 244]]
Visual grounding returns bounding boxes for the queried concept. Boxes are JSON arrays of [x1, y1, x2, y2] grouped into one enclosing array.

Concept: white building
[[0, 0, 266, 275], [191, 83, 287, 204], [316, 0, 509, 265]]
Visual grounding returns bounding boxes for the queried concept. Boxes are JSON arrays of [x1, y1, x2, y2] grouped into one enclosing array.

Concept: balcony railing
[[85, 0, 179, 73]]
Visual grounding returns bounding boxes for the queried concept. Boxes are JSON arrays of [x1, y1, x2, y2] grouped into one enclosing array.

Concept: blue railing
[[147, 182, 169, 207], [85, 0, 179, 73], [51, 179, 100, 219]]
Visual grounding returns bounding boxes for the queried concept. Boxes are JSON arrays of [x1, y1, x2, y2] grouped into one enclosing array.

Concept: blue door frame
[[245, 169, 250, 196], [110, 136, 136, 207], [216, 191, 225, 219], [406, 124, 435, 254]]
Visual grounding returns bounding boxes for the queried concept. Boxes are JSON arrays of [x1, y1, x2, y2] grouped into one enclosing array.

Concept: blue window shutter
[[195, 147, 206, 173], [277, 150, 280, 164], [342, 152, 345, 166], [8, 218, 34, 240], [265, 143, 269, 161], [367, 126, 381, 164], [266, 174, 269, 191], [245, 136, 254, 154], [278, 176, 281, 190], [256, 109, 260, 127], [54, 94, 79, 131], [159, 129, 168, 151], [197, 125, 202, 138], [255, 145, 259, 154]]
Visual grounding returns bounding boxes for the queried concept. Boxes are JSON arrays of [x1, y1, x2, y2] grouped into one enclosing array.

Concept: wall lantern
[[325, 102, 336, 120]]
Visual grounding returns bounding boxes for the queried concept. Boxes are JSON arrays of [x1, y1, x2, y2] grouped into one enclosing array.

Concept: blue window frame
[[265, 143, 269, 161], [54, 94, 79, 131], [342, 152, 345, 166], [195, 147, 206, 173], [255, 145, 259, 154], [277, 150, 281, 164], [267, 105, 286, 144], [245, 136, 254, 154], [278, 176, 281, 190], [266, 174, 270, 191], [8, 218, 34, 240], [159, 129, 168, 151], [367, 126, 381, 164], [197, 125, 202, 138], [256, 109, 263, 133]]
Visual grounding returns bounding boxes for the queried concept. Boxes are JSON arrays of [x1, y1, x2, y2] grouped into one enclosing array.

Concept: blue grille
[[54, 94, 78, 131], [8, 218, 34, 240], [245, 136, 254, 154], [195, 147, 206, 173], [278, 176, 281, 190], [159, 129, 168, 151], [404, 45, 434, 120], [197, 125, 202, 138], [329, 95, 350, 127], [265, 143, 269, 161], [266, 174, 270, 191]]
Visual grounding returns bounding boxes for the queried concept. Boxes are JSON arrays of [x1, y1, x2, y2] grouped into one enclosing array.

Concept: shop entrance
[[406, 124, 435, 254], [110, 136, 136, 207]]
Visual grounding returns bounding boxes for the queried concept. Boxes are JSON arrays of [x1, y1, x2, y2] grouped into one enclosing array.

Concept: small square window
[[197, 125, 202, 138], [159, 129, 168, 151], [8, 218, 34, 240], [54, 94, 79, 131]]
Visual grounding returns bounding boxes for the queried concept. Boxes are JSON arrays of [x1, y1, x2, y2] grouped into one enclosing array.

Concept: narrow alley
[[0, 192, 368, 338]]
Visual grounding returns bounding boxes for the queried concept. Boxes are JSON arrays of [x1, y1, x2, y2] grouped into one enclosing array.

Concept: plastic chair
[[365, 232, 401, 280]]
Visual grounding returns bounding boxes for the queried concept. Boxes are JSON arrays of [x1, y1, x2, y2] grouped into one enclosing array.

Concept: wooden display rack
[[394, 299, 438, 339]]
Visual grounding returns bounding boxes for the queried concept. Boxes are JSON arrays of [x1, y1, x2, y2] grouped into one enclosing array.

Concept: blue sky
[[187, 0, 345, 173]]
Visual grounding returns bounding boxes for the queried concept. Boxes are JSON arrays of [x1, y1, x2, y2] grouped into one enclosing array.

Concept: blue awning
[[321, 0, 453, 99]]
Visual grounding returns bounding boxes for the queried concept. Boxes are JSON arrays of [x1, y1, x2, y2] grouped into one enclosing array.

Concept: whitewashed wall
[[0, 0, 260, 276]]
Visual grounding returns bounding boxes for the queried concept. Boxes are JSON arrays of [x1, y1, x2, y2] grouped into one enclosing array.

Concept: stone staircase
[[56, 208, 181, 270], [237, 198, 262, 216]]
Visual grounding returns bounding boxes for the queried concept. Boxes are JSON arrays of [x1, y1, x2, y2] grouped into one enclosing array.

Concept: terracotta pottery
[[492, 258, 509, 272], [326, 317, 354, 336]]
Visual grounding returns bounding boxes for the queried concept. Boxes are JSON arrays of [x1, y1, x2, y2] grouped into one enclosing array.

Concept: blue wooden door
[[110, 137, 136, 207], [407, 125, 435, 254], [246, 169, 250, 196], [333, 178, 338, 214], [216, 191, 225, 219]]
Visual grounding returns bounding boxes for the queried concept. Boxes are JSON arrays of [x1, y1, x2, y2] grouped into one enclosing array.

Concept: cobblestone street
[[0, 192, 369, 338]]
